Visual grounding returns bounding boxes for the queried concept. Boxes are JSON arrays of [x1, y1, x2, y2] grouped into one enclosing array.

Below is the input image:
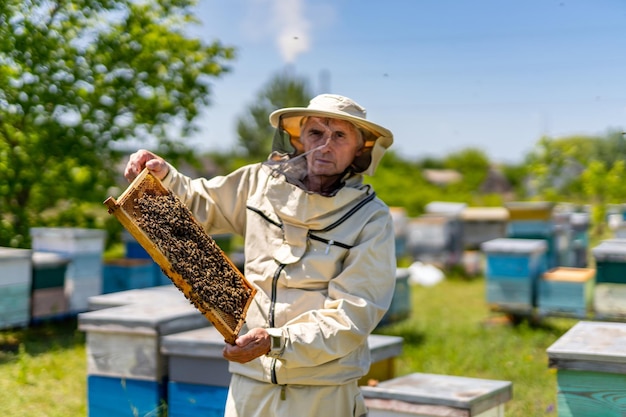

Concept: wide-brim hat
[[269, 94, 393, 176]]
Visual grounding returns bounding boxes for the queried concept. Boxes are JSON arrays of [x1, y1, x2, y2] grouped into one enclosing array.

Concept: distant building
[[480, 166, 513, 195], [422, 169, 462, 186]]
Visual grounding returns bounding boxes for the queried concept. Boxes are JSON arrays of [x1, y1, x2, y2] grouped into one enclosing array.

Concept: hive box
[[592, 240, 626, 284], [547, 321, 626, 417], [102, 258, 154, 294], [593, 283, 626, 320], [406, 215, 458, 267], [378, 268, 411, 327], [390, 207, 409, 259], [122, 231, 171, 286], [78, 302, 210, 417], [362, 372, 512, 417], [161, 327, 403, 417], [460, 207, 509, 250], [481, 238, 548, 313], [0, 247, 32, 329], [537, 267, 595, 318], [504, 201, 554, 221], [30, 227, 106, 313], [31, 251, 70, 322]]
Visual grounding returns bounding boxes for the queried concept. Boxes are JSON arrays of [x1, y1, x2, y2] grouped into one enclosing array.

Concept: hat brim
[[269, 108, 393, 150]]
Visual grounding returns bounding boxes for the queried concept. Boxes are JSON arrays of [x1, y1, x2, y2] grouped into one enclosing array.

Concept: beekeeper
[[124, 93, 396, 417]]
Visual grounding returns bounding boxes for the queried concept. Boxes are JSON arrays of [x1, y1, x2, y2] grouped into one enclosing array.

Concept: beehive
[[104, 168, 256, 344]]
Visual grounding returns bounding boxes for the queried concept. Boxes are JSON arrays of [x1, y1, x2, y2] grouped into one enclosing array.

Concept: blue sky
[[185, 0, 626, 164]]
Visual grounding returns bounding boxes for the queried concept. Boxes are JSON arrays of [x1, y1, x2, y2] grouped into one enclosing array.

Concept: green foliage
[[367, 148, 504, 216], [365, 151, 432, 216], [235, 70, 313, 161], [443, 147, 490, 192], [0, 0, 234, 247]]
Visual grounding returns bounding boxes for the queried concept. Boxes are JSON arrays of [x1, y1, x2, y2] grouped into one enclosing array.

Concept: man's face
[[300, 117, 363, 177]]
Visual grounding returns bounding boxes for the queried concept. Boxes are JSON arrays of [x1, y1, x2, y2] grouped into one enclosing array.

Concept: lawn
[[0, 276, 577, 417]]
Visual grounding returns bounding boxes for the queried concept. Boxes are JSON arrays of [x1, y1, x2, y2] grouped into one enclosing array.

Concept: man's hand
[[124, 149, 169, 182], [223, 328, 271, 363]]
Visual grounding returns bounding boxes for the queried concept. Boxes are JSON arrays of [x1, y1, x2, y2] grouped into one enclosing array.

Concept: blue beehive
[[481, 238, 548, 312], [0, 247, 32, 329], [162, 327, 404, 417], [537, 267, 595, 318], [122, 231, 171, 287], [78, 295, 210, 417], [102, 259, 155, 294], [378, 268, 411, 327]]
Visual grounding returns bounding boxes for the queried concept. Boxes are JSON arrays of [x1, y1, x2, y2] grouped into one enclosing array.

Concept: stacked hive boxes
[[0, 248, 32, 329], [78, 288, 209, 417], [504, 201, 561, 269], [591, 239, 626, 319], [30, 227, 106, 314], [162, 326, 404, 417], [31, 251, 70, 322], [460, 207, 509, 250], [161, 326, 231, 417], [424, 201, 466, 267], [481, 238, 548, 315]]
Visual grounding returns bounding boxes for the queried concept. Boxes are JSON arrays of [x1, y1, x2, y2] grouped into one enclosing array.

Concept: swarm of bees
[[133, 191, 251, 325]]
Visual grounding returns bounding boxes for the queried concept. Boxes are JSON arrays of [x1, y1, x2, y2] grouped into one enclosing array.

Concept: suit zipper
[[270, 263, 285, 386]]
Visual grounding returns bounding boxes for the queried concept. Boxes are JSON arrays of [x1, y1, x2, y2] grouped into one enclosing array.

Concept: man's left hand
[[223, 328, 271, 363]]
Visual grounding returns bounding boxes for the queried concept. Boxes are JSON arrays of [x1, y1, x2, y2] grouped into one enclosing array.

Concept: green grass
[[0, 319, 86, 417], [0, 277, 577, 417]]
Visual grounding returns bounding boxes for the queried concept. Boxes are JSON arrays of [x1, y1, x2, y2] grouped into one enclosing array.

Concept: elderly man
[[124, 94, 396, 417]]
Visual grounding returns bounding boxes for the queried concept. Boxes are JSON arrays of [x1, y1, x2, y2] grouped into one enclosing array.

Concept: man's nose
[[318, 136, 332, 151]]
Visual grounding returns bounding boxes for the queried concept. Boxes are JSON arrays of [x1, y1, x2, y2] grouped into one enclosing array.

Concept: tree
[[443, 148, 490, 192], [0, 0, 235, 247], [524, 131, 626, 199], [235, 70, 313, 161]]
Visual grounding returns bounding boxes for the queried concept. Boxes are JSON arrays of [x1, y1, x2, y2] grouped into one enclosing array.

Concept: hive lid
[[592, 241, 626, 262], [461, 207, 509, 221], [547, 321, 626, 368], [104, 168, 256, 345], [480, 238, 547, 254], [77, 302, 209, 336], [0, 247, 32, 259], [542, 267, 595, 282], [32, 251, 70, 267], [161, 326, 226, 358]]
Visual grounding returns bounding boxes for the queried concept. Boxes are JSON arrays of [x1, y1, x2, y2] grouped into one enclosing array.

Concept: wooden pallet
[[104, 168, 256, 344]]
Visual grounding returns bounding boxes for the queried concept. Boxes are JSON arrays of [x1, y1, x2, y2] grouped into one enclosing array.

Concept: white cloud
[[271, 0, 310, 63], [241, 0, 311, 63]]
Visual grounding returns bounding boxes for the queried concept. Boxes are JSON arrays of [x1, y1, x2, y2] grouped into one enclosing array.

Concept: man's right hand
[[124, 149, 170, 182]]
